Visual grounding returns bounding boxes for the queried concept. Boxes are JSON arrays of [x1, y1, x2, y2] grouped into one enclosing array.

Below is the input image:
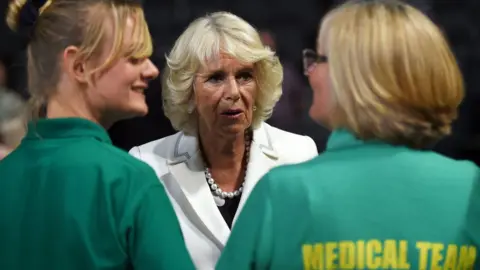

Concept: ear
[[62, 45, 89, 84]]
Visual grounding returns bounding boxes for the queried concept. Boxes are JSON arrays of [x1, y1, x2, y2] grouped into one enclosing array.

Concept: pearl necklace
[[204, 133, 251, 200]]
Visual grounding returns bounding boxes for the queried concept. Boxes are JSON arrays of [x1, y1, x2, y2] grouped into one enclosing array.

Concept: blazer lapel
[[166, 133, 231, 248], [233, 123, 279, 225], [164, 125, 280, 245]]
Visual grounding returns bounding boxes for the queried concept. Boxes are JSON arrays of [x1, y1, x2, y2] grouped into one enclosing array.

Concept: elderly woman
[[217, 1, 480, 269], [0, 89, 26, 160], [129, 12, 318, 269]]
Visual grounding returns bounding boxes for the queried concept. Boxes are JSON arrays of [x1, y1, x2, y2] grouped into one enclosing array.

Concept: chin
[[118, 104, 149, 120], [220, 124, 248, 137], [129, 99, 149, 115], [309, 112, 332, 130], [309, 111, 323, 124], [130, 107, 149, 117]]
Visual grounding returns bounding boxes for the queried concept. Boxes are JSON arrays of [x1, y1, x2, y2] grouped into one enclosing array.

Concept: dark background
[[1, 0, 479, 162]]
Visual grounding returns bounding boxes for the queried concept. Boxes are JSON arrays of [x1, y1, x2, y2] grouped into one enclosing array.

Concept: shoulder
[[128, 131, 185, 176], [263, 122, 314, 145], [129, 132, 182, 159], [250, 165, 314, 221], [260, 122, 318, 161], [7, 139, 165, 210], [409, 150, 480, 178], [56, 139, 159, 183], [129, 132, 183, 161], [248, 153, 320, 206], [264, 158, 319, 186], [264, 146, 480, 186], [355, 146, 480, 179]]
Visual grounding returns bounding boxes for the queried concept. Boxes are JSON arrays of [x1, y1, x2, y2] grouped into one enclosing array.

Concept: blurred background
[[0, 0, 479, 162]]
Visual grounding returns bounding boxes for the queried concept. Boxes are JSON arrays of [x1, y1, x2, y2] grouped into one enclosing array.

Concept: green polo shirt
[[217, 130, 480, 270], [0, 118, 194, 270]]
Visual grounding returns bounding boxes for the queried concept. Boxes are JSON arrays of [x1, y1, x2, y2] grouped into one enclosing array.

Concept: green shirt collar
[[326, 129, 380, 151], [25, 118, 112, 144]]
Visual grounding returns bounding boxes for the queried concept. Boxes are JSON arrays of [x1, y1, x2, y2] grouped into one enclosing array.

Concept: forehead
[[102, 15, 136, 45], [124, 17, 136, 37], [91, 9, 153, 63], [198, 53, 254, 74]]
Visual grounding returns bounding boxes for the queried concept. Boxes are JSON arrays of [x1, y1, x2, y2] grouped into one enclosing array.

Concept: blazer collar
[[165, 122, 280, 247], [167, 122, 279, 165]]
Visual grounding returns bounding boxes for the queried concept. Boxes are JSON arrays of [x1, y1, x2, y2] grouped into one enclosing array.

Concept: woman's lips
[[221, 109, 243, 118]]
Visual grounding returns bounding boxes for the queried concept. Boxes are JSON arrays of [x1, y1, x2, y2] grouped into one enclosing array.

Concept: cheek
[[87, 64, 146, 115], [195, 86, 222, 106], [194, 85, 224, 119], [311, 66, 331, 100], [242, 82, 257, 106], [309, 67, 332, 120], [96, 65, 138, 95], [309, 65, 329, 90]]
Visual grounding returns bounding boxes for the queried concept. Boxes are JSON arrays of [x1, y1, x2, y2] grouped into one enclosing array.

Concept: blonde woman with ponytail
[[0, 0, 194, 269]]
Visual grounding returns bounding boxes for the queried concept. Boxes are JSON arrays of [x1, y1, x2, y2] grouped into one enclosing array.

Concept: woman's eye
[[129, 57, 143, 65], [237, 72, 253, 82], [207, 73, 224, 83]]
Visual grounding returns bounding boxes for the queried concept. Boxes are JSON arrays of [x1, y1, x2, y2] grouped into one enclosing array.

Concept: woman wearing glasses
[[217, 0, 480, 269]]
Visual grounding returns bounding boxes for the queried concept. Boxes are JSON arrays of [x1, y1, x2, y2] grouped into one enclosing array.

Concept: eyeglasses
[[302, 49, 328, 76]]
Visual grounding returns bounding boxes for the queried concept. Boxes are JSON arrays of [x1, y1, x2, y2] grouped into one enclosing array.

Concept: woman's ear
[[188, 84, 197, 114], [62, 45, 88, 84]]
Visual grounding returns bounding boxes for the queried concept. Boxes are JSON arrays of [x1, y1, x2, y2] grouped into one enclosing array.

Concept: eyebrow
[[199, 66, 254, 77], [236, 67, 254, 74]]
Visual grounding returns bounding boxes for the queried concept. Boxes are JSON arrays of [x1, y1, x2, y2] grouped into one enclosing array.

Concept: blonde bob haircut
[[6, 0, 153, 119], [319, 0, 464, 148], [163, 11, 283, 134]]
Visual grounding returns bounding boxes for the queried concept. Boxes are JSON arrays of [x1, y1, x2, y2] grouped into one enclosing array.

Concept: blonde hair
[[6, 0, 153, 119], [319, 0, 464, 148], [163, 11, 283, 134]]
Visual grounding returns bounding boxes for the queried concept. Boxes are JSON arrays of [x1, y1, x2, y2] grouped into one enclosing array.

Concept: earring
[[187, 101, 195, 114], [253, 106, 257, 111]]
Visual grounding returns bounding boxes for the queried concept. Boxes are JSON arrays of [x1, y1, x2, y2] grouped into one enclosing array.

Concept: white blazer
[[129, 122, 317, 269]]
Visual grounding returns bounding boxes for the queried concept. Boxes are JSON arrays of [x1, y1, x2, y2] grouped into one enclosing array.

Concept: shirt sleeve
[[304, 136, 318, 159], [467, 172, 480, 269], [128, 176, 195, 270], [216, 174, 274, 270]]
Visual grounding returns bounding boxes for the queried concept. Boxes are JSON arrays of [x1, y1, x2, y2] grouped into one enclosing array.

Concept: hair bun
[[6, 0, 52, 34]]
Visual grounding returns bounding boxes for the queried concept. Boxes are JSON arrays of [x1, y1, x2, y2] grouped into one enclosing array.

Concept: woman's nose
[[225, 77, 240, 100], [143, 59, 160, 81]]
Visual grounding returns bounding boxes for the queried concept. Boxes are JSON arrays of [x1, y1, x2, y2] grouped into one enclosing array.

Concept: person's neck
[[46, 94, 112, 129], [199, 126, 246, 170]]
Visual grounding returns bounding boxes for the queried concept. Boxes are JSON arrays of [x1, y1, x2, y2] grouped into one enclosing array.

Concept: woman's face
[[85, 16, 159, 123], [307, 43, 332, 126], [193, 54, 257, 137]]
